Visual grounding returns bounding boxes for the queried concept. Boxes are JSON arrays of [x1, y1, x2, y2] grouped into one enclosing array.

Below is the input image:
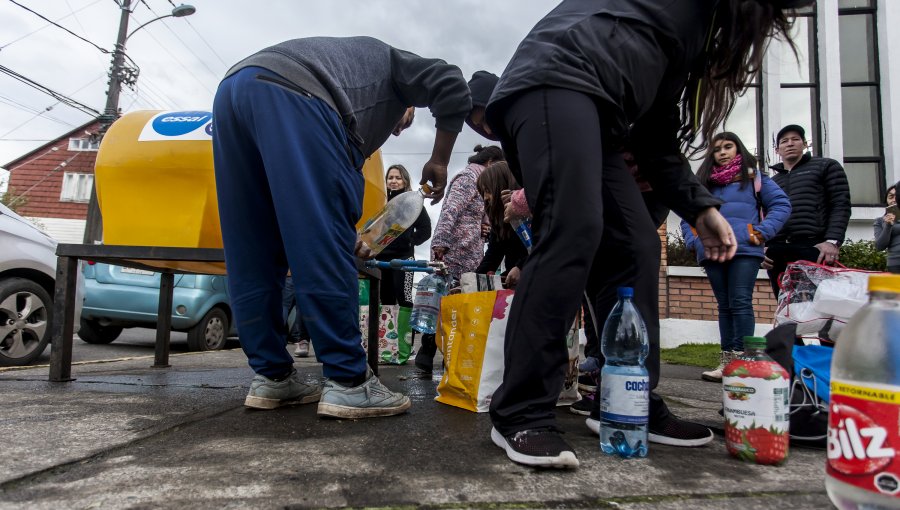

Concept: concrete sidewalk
[[0, 350, 831, 509]]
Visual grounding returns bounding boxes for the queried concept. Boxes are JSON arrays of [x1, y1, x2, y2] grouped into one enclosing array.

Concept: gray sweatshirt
[[874, 217, 900, 268], [225, 36, 471, 158]]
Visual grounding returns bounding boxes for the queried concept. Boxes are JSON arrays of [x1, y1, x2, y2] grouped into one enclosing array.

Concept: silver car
[[0, 203, 83, 366]]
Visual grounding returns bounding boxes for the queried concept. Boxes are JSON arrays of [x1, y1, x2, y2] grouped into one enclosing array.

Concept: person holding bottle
[[681, 132, 791, 383], [416, 144, 503, 373], [874, 182, 900, 274], [375, 164, 432, 307], [481, 0, 813, 468], [212, 36, 472, 418], [474, 162, 528, 289]]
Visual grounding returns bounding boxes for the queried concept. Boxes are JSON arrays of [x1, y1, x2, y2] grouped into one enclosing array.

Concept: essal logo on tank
[[151, 111, 212, 137], [828, 403, 896, 476]]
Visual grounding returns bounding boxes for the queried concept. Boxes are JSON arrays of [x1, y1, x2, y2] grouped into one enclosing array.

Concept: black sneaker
[[577, 373, 598, 393], [569, 393, 594, 416], [586, 414, 714, 447], [491, 427, 579, 468], [648, 414, 714, 447]]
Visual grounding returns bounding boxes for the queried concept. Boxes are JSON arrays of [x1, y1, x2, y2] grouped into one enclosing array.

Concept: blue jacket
[[681, 175, 791, 263]]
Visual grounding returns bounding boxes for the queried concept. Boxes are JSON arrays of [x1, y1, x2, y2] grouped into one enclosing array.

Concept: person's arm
[[389, 48, 471, 204], [874, 218, 891, 251], [755, 177, 792, 241], [475, 232, 503, 274], [430, 172, 472, 258], [822, 160, 852, 243], [410, 209, 432, 247]]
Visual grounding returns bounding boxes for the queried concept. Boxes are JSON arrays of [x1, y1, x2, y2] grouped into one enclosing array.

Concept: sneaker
[[577, 373, 599, 393], [317, 370, 411, 419], [490, 427, 579, 469], [586, 414, 714, 447], [648, 414, 715, 447], [569, 393, 594, 416], [294, 339, 310, 358], [701, 350, 731, 383], [244, 369, 322, 410]]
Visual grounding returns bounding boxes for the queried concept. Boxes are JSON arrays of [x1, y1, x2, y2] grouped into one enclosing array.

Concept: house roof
[[2, 117, 102, 170]]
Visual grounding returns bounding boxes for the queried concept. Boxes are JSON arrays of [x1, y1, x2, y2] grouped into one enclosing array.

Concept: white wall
[[28, 217, 85, 244]]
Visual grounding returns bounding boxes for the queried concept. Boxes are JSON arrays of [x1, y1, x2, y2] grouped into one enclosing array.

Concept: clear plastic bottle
[[409, 273, 448, 334], [510, 218, 533, 253], [723, 336, 790, 465], [599, 286, 649, 458], [357, 185, 430, 256], [826, 275, 900, 509]]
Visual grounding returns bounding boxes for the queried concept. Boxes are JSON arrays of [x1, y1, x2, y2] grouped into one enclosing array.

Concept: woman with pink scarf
[[680, 132, 791, 383]]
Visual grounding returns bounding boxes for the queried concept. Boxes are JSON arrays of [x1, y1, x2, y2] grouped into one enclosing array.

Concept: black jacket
[[475, 229, 529, 276], [376, 189, 432, 260], [486, 0, 722, 225], [768, 152, 851, 244]]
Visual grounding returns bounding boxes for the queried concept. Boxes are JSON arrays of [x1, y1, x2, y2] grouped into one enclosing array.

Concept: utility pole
[[83, 0, 131, 244]]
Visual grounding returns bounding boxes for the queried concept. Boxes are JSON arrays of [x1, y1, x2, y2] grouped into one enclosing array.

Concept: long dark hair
[[695, 132, 758, 190], [468, 144, 504, 165], [477, 162, 519, 240], [385, 164, 412, 192], [681, 0, 798, 152]]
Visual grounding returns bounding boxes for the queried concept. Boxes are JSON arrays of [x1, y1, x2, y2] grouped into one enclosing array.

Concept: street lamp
[[84, 1, 196, 244]]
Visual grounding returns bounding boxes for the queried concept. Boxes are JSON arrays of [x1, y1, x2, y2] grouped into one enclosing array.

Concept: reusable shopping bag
[[435, 290, 513, 412], [357, 280, 413, 365]]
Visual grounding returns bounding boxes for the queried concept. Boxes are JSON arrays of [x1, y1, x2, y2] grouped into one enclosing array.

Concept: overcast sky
[[0, 0, 561, 258]]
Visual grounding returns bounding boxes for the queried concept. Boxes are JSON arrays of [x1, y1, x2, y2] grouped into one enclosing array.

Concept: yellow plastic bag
[[435, 290, 514, 412]]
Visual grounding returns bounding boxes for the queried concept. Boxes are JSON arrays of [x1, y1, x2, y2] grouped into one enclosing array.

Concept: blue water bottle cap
[[617, 287, 634, 299]]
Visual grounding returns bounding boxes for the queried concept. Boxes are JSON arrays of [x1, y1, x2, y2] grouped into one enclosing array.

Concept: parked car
[[80, 262, 236, 351], [0, 202, 84, 366]]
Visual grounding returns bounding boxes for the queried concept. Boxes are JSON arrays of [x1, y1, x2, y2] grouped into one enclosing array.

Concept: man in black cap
[[763, 124, 851, 297]]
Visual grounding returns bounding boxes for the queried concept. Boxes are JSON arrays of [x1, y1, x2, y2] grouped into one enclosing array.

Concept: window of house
[[67, 137, 99, 151], [839, 2, 883, 205], [772, 10, 820, 155], [723, 79, 763, 165], [60, 172, 93, 202]]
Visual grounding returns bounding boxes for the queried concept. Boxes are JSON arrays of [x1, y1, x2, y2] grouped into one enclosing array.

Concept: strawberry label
[[827, 379, 900, 496], [723, 357, 790, 465]]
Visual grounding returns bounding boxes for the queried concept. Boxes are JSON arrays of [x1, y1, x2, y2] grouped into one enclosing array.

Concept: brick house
[[2, 119, 101, 243]]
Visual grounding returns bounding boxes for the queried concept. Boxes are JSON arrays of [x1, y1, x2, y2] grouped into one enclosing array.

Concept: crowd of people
[[208, 0, 900, 470]]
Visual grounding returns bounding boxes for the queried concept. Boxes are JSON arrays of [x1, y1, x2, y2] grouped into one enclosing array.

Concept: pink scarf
[[709, 154, 743, 186]]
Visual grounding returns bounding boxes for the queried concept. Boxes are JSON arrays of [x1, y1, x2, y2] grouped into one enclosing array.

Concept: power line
[[0, 94, 75, 127], [0, 65, 101, 117], [4, 152, 83, 208], [137, 1, 222, 80], [0, 0, 103, 49], [163, 0, 229, 69], [6, 0, 111, 54]]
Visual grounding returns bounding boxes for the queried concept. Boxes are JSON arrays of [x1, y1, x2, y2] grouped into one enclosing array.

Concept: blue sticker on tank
[[152, 111, 212, 137]]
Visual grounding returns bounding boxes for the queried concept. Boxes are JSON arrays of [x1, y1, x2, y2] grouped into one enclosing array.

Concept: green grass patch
[[660, 343, 721, 368]]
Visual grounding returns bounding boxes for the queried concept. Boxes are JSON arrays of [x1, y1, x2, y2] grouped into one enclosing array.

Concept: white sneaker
[[294, 340, 310, 358], [317, 370, 411, 419], [701, 351, 729, 383]]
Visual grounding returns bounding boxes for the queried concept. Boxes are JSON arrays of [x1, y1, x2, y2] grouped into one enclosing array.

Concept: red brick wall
[[5, 122, 100, 220], [664, 274, 778, 323]]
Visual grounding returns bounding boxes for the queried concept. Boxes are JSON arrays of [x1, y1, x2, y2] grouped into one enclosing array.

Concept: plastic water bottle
[[409, 273, 448, 334], [826, 275, 900, 509], [723, 336, 790, 465], [510, 218, 533, 253], [599, 287, 649, 458], [358, 185, 430, 256]]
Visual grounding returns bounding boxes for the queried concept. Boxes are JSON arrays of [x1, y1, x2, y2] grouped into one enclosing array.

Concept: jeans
[[704, 255, 764, 352]]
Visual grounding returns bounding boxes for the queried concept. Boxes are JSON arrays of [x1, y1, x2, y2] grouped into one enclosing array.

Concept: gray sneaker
[[294, 340, 310, 358], [244, 369, 322, 410], [317, 370, 411, 418]]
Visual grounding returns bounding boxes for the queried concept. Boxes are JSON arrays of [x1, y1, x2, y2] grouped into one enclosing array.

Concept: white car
[[0, 203, 83, 366]]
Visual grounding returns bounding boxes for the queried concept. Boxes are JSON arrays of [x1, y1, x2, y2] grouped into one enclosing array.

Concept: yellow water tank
[[95, 110, 387, 274]]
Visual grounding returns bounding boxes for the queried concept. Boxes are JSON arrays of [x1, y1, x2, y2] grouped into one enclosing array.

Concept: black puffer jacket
[[376, 189, 432, 260], [769, 152, 851, 244]]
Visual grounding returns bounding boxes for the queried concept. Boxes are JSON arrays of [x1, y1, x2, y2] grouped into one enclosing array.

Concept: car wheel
[[187, 307, 229, 351], [77, 318, 123, 344], [0, 277, 52, 367]]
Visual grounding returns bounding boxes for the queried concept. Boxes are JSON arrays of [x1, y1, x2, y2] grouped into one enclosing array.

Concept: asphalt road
[[31, 327, 243, 365]]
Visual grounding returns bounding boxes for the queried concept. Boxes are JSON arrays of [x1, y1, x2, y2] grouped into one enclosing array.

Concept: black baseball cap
[[776, 124, 806, 144], [467, 71, 499, 109]]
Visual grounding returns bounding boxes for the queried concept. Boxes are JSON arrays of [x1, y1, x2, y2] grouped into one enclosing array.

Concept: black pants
[[489, 88, 667, 435], [765, 242, 822, 298], [378, 267, 413, 308]]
